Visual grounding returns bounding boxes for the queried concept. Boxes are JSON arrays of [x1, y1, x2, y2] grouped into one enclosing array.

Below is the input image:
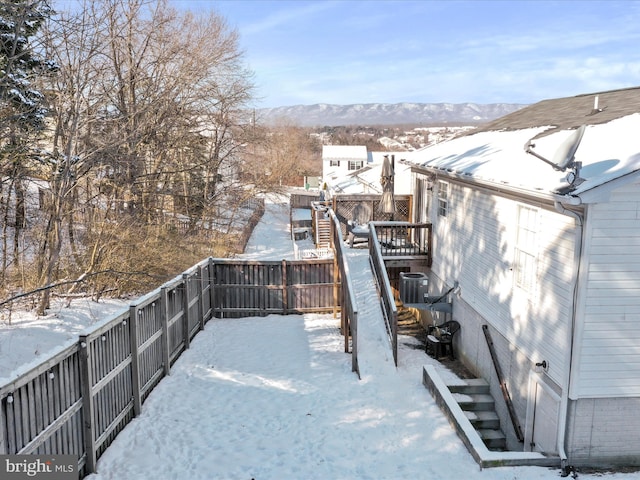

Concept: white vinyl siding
[[574, 182, 640, 397], [430, 181, 575, 385], [321, 145, 367, 181]]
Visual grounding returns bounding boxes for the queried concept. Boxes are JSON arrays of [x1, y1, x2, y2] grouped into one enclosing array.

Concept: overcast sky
[[180, 1, 640, 108]]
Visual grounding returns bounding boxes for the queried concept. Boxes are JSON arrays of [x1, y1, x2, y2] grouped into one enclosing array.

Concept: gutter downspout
[[553, 198, 584, 475]]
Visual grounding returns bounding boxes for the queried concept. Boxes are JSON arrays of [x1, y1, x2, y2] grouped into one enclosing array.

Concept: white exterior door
[[525, 374, 561, 455]]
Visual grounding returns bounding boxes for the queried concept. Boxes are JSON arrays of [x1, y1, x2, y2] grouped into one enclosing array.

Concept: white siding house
[[409, 87, 640, 468], [321, 145, 368, 186], [328, 154, 414, 196]]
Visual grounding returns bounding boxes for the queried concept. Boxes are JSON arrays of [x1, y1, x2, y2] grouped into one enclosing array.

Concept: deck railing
[[368, 224, 399, 365], [0, 256, 337, 478], [371, 221, 432, 262], [366, 221, 433, 366], [329, 210, 360, 377]]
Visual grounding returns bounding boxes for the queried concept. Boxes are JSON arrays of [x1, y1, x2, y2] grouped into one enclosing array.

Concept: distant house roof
[[331, 159, 414, 195], [322, 145, 368, 160], [410, 87, 640, 204]]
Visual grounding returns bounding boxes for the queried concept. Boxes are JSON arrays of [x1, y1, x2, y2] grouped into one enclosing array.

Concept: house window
[[329, 160, 340, 167], [514, 205, 538, 293], [437, 181, 449, 217], [348, 160, 364, 171], [414, 176, 431, 223]]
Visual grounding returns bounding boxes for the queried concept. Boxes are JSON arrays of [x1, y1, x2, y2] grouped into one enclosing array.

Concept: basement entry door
[[526, 375, 561, 455]]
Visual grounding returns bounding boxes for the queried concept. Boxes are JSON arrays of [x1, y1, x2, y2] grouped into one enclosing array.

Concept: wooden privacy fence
[[0, 256, 336, 477], [290, 192, 321, 209], [211, 259, 335, 318]]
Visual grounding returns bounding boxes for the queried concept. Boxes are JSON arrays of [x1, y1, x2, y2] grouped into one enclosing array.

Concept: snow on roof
[[330, 158, 414, 195], [322, 145, 367, 160], [368, 151, 407, 163], [409, 113, 640, 200]]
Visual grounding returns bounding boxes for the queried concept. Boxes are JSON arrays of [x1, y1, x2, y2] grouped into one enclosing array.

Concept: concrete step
[[453, 393, 495, 411], [464, 410, 501, 430], [448, 379, 490, 395], [478, 428, 507, 450]]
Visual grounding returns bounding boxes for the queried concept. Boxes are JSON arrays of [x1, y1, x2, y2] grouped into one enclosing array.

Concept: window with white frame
[[437, 181, 449, 217], [414, 176, 431, 223], [514, 205, 538, 293], [329, 160, 340, 167], [348, 160, 364, 171]]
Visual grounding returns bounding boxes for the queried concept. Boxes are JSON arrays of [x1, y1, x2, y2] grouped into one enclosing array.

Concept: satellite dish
[[524, 125, 586, 172], [552, 125, 586, 170]]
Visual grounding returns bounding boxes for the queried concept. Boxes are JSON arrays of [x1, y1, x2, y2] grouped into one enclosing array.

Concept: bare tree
[[19, 0, 256, 311], [0, 0, 258, 309], [244, 121, 322, 194]]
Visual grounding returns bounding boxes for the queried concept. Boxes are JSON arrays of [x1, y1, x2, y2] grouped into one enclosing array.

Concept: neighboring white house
[[408, 87, 640, 468], [327, 152, 413, 197], [321, 145, 368, 186]]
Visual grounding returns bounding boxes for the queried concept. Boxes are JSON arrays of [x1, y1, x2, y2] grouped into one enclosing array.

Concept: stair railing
[[482, 324, 525, 442]]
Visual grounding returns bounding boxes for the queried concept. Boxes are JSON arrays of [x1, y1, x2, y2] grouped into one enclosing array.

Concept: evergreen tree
[[0, 0, 54, 138], [0, 0, 55, 278]]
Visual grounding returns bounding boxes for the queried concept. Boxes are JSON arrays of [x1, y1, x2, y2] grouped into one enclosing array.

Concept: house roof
[[322, 145, 368, 160], [471, 86, 640, 140], [330, 159, 413, 195], [410, 87, 640, 203]]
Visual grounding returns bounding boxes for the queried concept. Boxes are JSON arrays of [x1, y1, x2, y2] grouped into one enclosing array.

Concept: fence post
[[128, 306, 142, 416], [0, 394, 8, 454], [208, 257, 216, 320], [160, 287, 171, 376], [197, 266, 205, 331], [78, 335, 97, 474], [182, 274, 191, 349], [281, 259, 288, 314]]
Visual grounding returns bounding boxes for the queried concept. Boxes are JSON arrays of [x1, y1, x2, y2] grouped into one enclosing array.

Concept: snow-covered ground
[[1, 195, 632, 479], [0, 297, 128, 386]]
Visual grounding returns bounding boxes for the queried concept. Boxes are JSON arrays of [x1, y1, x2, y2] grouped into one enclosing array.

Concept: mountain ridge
[[257, 102, 526, 127]]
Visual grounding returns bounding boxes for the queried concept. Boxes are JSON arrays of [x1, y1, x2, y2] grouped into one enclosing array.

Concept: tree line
[[0, 0, 321, 314]]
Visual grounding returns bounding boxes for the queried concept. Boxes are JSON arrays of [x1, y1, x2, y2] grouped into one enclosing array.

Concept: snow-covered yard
[[0, 195, 633, 479]]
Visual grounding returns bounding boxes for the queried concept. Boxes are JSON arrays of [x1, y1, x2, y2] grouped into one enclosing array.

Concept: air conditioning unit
[[399, 272, 428, 304]]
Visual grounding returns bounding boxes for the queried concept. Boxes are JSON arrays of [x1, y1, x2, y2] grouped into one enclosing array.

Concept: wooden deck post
[[332, 216, 339, 320]]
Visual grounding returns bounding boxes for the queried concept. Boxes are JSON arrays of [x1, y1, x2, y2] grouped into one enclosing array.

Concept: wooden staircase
[[396, 302, 427, 345], [448, 379, 506, 451], [315, 216, 331, 248]]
